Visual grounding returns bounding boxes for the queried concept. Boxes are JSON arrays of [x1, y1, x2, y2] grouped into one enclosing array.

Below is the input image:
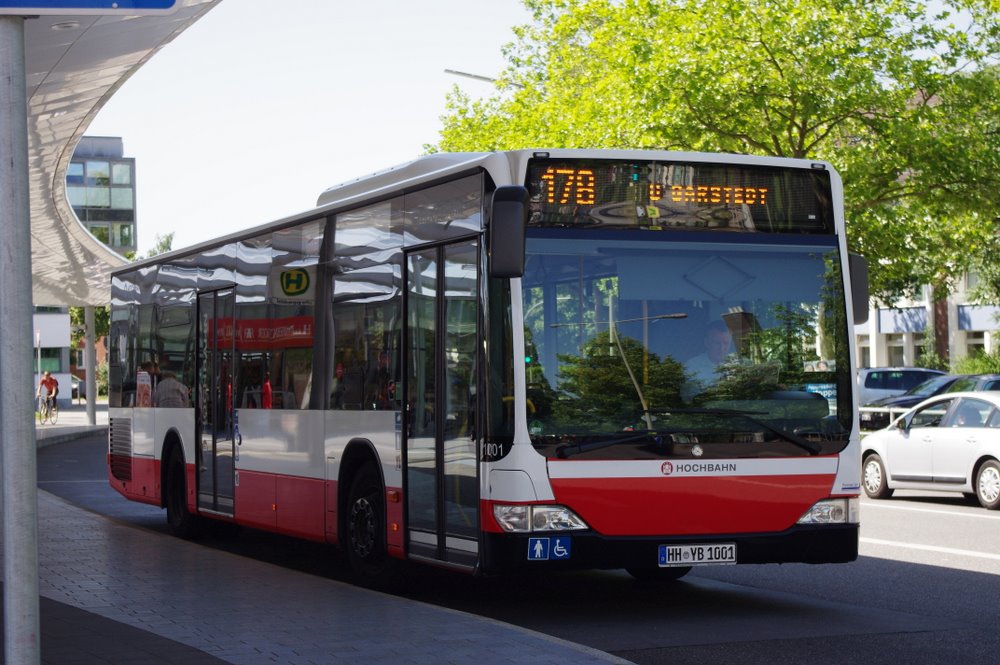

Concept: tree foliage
[[141, 232, 175, 260], [434, 0, 1000, 302], [70, 305, 110, 343]]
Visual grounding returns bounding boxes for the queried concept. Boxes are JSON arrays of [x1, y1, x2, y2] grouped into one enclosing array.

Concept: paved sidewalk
[[19, 404, 631, 664]]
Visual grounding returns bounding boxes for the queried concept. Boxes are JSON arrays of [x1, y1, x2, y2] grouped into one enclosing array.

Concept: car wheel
[[975, 460, 1000, 510], [863, 454, 893, 499]]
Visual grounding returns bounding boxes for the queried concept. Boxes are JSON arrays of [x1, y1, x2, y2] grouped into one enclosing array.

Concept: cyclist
[[37, 370, 59, 421]]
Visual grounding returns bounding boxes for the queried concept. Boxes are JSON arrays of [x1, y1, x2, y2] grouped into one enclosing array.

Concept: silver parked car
[[862, 391, 1000, 509]]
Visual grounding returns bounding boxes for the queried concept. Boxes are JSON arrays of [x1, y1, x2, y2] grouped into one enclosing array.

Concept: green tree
[[70, 306, 110, 343], [140, 231, 174, 260], [953, 348, 1000, 373], [434, 0, 1000, 302]]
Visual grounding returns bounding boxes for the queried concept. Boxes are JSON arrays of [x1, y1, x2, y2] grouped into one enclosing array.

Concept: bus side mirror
[[489, 186, 528, 278], [849, 253, 869, 324]]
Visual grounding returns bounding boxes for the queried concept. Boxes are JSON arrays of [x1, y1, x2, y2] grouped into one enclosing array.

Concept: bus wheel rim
[[350, 496, 376, 558]]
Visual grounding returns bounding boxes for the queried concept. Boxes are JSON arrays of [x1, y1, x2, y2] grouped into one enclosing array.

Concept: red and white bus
[[108, 149, 867, 583]]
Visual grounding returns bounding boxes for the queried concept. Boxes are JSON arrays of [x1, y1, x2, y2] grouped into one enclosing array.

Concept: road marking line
[[861, 502, 1000, 521], [861, 537, 1000, 562]]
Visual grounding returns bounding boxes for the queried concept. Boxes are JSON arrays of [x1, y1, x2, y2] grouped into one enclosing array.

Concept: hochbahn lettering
[[662, 461, 739, 476]]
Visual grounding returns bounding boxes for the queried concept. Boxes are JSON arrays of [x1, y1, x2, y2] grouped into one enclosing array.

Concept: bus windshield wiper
[[555, 431, 661, 459], [660, 407, 822, 456]]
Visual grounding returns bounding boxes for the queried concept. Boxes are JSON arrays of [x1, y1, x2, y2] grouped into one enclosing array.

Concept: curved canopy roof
[[23, 0, 221, 306]]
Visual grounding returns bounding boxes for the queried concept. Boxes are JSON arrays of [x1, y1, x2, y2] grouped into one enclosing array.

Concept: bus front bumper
[[479, 523, 859, 575]]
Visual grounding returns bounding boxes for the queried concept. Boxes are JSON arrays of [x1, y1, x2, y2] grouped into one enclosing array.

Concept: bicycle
[[37, 394, 58, 425]]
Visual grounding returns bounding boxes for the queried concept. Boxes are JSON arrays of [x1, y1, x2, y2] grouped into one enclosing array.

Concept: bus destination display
[[527, 159, 832, 233]]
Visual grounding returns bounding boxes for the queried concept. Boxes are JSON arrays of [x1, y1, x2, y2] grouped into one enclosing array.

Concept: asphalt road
[[38, 435, 1000, 664]]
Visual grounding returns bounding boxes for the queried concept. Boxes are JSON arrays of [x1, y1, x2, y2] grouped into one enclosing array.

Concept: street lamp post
[[35, 329, 40, 390]]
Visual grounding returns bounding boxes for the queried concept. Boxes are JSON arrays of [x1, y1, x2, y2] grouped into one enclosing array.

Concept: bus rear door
[[197, 288, 237, 518]]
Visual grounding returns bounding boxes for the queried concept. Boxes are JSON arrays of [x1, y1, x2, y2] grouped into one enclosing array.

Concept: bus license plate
[[659, 543, 737, 567]]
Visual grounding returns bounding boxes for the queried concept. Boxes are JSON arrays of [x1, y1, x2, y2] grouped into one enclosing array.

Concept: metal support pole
[[0, 14, 42, 665], [85, 306, 97, 425]]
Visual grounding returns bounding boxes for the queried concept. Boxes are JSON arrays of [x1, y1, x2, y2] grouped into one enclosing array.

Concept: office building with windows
[[855, 272, 1000, 369], [31, 136, 137, 405], [66, 136, 137, 256]]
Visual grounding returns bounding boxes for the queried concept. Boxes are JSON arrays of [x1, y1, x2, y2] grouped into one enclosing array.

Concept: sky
[[86, 0, 531, 254]]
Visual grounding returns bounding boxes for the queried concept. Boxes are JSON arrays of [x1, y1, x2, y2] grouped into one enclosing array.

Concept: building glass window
[[966, 331, 986, 357], [886, 333, 905, 366], [913, 333, 927, 363], [113, 223, 134, 248], [67, 162, 84, 185], [37, 348, 62, 373], [86, 187, 110, 208], [112, 163, 131, 185], [111, 187, 134, 210], [857, 334, 870, 368], [67, 186, 85, 207], [86, 161, 110, 186], [89, 224, 110, 244]]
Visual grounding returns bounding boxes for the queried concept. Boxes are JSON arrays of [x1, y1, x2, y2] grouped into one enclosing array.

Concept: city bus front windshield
[[520, 231, 852, 460]]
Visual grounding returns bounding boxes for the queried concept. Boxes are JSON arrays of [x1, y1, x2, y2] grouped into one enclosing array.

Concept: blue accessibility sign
[[527, 536, 572, 561]]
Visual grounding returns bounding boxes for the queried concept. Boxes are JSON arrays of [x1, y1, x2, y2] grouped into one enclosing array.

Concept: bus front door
[[196, 289, 236, 517], [405, 240, 480, 568]]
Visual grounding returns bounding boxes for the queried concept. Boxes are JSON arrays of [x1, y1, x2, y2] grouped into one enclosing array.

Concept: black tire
[[863, 453, 893, 499], [627, 566, 692, 583], [165, 448, 202, 538], [975, 459, 1000, 510], [345, 462, 399, 588]]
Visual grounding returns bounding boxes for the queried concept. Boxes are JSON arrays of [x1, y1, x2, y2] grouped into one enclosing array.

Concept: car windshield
[[906, 375, 955, 397], [520, 230, 852, 460]]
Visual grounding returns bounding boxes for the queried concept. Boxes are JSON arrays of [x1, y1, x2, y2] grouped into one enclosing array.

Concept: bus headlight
[[493, 504, 589, 533], [797, 498, 859, 525]]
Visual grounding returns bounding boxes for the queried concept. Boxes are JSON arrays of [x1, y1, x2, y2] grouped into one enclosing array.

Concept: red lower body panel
[[550, 474, 836, 536]]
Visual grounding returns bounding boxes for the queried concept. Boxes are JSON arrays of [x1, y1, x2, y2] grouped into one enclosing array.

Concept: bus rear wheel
[[165, 448, 201, 539], [346, 462, 399, 587]]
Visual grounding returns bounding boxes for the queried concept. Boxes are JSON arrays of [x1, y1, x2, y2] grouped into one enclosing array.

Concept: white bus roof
[[117, 149, 837, 276]]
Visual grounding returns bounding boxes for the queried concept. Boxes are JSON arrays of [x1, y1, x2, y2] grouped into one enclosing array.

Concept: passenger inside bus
[[329, 362, 346, 408]]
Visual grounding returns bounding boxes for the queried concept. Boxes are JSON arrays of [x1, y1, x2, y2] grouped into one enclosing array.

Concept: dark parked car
[[948, 374, 1000, 393], [860, 374, 1000, 431]]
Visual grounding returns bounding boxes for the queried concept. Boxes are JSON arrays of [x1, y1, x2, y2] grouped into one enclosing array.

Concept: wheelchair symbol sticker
[[527, 536, 572, 561]]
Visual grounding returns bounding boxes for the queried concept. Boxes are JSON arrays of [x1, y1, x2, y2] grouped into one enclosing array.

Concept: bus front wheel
[[346, 462, 399, 587]]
